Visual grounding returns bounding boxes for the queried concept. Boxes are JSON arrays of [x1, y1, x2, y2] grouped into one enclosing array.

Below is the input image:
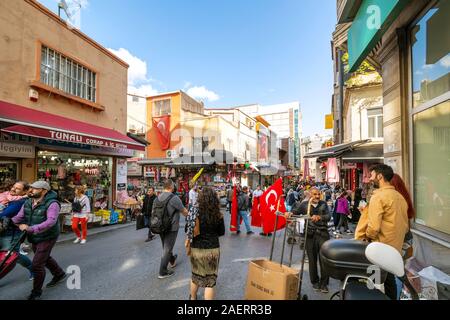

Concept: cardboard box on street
[[244, 259, 299, 300]]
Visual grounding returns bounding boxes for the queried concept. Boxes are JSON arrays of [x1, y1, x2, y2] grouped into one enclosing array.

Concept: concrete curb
[[56, 222, 136, 244]]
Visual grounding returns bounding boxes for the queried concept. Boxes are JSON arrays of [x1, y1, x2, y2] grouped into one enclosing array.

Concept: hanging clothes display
[[326, 158, 340, 183], [362, 163, 371, 183]]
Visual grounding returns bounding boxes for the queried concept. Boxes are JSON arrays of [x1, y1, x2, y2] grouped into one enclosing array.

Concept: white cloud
[[440, 54, 450, 68], [128, 84, 158, 97], [108, 47, 159, 97], [185, 85, 220, 102], [108, 48, 149, 86]]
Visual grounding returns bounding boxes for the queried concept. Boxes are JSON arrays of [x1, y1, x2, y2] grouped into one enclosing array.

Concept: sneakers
[[28, 272, 34, 281], [145, 235, 156, 242], [80, 239, 87, 245], [46, 273, 68, 288], [320, 285, 329, 293], [169, 254, 178, 268], [158, 270, 175, 279], [27, 292, 41, 300], [345, 230, 353, 234], [312, 283, 320, 291], [73, 238, 81, 244], [247, 231, 254, 235]]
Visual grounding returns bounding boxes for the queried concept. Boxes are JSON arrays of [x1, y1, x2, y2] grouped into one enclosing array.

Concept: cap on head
[[30, 180, 51, 191]]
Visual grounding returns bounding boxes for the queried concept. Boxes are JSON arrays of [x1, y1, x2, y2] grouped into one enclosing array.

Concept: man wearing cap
[[12, 180, 66, 300]]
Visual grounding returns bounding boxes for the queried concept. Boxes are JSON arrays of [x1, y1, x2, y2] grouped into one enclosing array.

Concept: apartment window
[[153, 99, 171, 117], [367, 108, 383, 138], [40, 45, 96, 103]]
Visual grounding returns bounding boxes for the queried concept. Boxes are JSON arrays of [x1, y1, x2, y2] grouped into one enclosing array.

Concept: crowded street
[[0, 210, 348, 300], [0, 0, 449, 306]]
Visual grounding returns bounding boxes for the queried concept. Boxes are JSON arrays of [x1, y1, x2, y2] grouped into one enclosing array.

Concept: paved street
[[0, 210, 344, 300]]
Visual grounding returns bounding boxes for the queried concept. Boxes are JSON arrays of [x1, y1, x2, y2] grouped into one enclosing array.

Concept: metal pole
[[269, 211, 279, 261], [298, 218, 309, 299], [338, 49, 345, 144], [280, 219, 288, 266]]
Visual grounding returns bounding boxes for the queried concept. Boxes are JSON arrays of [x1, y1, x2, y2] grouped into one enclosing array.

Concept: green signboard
[[348, 0, 410, 72]]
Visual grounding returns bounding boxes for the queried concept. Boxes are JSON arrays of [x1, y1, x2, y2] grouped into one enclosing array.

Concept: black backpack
[[150, 194, 175, 234]]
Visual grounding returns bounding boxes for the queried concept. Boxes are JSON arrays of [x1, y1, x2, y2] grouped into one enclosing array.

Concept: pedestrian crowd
[[0, 163, 415, 300]]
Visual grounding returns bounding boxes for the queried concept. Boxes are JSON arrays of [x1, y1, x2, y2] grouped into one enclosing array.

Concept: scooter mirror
[[365, 242, 405, 277]]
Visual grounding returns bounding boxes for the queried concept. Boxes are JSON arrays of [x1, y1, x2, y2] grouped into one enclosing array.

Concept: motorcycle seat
[[344, 282, 391, 300]]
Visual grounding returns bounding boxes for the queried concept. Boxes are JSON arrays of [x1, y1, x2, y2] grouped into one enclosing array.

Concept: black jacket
[[292, 200, 331, 233], [237, 192, 249, 211], [142, 194, 157, 217]]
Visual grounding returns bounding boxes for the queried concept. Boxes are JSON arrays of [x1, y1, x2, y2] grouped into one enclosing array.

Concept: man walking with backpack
[[151, 179, 188, 279]]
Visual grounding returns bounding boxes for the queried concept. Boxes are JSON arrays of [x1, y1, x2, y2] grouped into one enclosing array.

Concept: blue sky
[[38, 0, 336, 137]]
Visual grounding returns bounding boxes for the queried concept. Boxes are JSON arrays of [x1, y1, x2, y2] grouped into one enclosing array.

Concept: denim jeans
[[0, 233, 33, 274], [144, 216, 153, 238], [237, 211, 252, 233]]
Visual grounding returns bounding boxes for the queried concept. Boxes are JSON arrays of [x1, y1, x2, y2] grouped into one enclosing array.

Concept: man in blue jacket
[[0, 181, 34, 280]]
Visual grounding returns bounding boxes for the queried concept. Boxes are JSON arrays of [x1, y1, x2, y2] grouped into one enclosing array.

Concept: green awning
[[348, 0, 410, 72]]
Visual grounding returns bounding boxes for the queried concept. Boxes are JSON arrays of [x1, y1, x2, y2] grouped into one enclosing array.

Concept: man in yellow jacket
[[355, 164, 408, 300]]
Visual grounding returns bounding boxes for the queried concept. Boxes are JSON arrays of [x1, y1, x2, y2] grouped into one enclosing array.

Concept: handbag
[[185, 238, 191, 256]]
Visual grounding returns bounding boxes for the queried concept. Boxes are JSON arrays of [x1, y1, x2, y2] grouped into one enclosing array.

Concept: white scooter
[[320, 239, 419, 300]]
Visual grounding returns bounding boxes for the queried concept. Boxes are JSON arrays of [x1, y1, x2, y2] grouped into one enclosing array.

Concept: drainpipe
[[337, 48, 345, 187], [338, 49, 345, 144]]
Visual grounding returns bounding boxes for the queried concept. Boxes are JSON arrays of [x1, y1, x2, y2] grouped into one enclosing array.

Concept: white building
[[127, 94, 147, 135], [301, 134, 333, 178], [236, 101, 302, 169]]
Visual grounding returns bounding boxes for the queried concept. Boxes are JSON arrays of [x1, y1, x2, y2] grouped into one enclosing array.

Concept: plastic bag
[[418, 266, 450, 300]]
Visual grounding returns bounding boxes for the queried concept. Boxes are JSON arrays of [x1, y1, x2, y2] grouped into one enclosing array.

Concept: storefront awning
[[0, 100, 145, 151], [304, 139, 370, 158], [137, 158, 172, 166], [347, 0, 410, 72], [341, 143, 383, 161]]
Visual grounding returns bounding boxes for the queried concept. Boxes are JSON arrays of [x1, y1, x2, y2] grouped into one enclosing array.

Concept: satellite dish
[[58, 0, 82, 28], [58, 0, 70, 18]]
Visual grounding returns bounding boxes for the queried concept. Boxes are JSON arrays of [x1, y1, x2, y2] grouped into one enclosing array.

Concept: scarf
[[186, 206, 200, 242]]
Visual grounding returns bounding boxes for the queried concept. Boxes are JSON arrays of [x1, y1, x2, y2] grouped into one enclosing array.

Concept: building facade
[[0, 0, 144, 213], [335, 0, 449, 272]]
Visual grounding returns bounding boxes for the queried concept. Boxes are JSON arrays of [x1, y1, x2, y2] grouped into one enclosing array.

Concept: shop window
[[410, 0, 450, 237], [153, 99, 171, 117], [413, 101, 450, 234], [367, 108, 383, 138], [40, 45, 97, 103], [411, 0, 450, 108]]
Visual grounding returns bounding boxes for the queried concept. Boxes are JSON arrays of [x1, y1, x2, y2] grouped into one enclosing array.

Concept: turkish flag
[[230, 185, 239, 232], [153, 116, 170, 150], [260, 178, 286, 234], [251, 196, 262, 227]]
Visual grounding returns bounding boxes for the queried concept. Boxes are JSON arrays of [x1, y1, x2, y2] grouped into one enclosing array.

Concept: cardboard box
[[245, 259, 299, 300]]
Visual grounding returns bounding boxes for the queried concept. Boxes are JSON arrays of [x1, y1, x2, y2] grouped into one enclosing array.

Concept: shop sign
[[0, 142, 35, 158], [144, 166, 155, 178], [342, 162, 357, 169], [127, 161, 142, 176], [116, 159, 127, 186]]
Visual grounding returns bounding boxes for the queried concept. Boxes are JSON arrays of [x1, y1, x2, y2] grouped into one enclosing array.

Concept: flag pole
[[269, 198, 281, 261]]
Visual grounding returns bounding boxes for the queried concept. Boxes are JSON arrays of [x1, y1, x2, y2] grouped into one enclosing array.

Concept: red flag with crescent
[[260, 178, 286, 234], [153, 116, 170, 150], [251, 196, 262, 227]]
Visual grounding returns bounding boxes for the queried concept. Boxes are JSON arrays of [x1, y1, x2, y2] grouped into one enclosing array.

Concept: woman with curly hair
[[187, 187, 225, 300]]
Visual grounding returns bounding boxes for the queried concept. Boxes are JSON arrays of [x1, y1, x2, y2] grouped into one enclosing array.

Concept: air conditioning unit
[[166, 150, 178, 159], [29, 89, 39, 102]]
